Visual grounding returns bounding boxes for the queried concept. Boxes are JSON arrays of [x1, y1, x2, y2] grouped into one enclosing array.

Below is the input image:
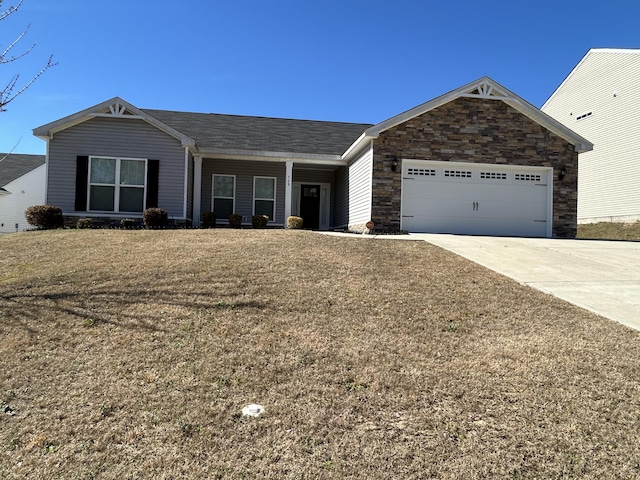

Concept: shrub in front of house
[[202, 211, 216, 228], [287, 216, 304, 229], [120, 218, 136, 228], [25, 205, 64, 230], [76, 218, 93, 229], [143, 208, 168, 229], [252, 214, 269, 229], [228, 213, 243, 228]]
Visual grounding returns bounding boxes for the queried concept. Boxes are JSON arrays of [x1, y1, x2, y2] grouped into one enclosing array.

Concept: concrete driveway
[[412, 234, 640, 332]]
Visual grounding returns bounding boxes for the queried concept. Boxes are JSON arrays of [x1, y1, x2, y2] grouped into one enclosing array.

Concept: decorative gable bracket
[[88, 99, 144, 122], [108, 100, 128, 116], [462, 80, 511, 100], [33, 96, 197, 147]]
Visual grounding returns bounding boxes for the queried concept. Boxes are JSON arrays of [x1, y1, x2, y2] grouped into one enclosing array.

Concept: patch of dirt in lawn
[[1, 229, 640, 479]]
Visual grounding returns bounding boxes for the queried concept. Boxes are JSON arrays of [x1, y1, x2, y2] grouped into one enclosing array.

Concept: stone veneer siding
[[371, 96, 578, 238]]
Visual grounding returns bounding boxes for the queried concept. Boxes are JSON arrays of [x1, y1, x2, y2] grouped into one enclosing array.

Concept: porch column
[[284, 161, 293, 226], [193, 156, 203, 227]]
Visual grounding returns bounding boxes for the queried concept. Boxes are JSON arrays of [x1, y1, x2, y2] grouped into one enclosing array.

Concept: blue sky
[[2, 0, 639, 154]]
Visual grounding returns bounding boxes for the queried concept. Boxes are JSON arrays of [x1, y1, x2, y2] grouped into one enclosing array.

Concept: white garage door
[[401, 160, 551, 237]]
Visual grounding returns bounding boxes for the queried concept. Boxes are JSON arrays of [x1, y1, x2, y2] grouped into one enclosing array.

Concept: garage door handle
[[472, 201, 479, 211], [402, 215, 414, 218]]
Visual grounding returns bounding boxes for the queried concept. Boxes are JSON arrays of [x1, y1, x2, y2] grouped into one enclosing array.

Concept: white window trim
[[253, 176, 277, 221], [88, 156, 148, 213], [211, 174, 236, 220]]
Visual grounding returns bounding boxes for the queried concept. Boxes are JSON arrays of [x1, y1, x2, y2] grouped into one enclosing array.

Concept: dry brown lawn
[[578, 221, 640, 241], [1, 229, 640, 479]]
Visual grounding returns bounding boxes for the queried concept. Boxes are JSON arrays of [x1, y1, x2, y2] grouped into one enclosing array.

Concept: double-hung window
[[212, 175, 235, 220], [89, 157, 147, 212], [254, 176, 276, 220]]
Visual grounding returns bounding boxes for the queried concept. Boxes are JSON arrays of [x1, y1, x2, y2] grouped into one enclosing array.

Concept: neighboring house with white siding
[[0, 153, 46, 233], [542, 48, 640, 224], [33, 76, 591, 237]]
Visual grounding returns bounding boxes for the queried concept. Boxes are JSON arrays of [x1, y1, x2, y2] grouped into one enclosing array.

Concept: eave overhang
[[342, 76, 593, 157], [32, 97, 196, 148]]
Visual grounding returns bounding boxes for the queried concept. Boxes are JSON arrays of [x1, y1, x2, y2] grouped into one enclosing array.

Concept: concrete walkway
[[413, 234, 640, 332]]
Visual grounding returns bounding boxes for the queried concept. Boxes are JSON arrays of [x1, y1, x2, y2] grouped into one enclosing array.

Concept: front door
[[300, 184, 321, 230]]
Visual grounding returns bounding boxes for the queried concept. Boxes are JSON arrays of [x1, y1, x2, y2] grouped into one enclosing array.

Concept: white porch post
[[193, 156, 203, 227], [284, 161, 293, 226]]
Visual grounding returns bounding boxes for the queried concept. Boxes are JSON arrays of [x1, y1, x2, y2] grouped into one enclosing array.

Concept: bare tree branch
[[1, 0, 55, 112], [1, 24, 36, 64], [0, 0, 23, 21]]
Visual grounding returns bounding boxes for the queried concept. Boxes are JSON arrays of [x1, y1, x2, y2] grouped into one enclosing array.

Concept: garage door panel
[[403, 194, 547, 220], [403, 213, 546, 237], [403, 184, 547, 219], [401, 161, 550, 237]]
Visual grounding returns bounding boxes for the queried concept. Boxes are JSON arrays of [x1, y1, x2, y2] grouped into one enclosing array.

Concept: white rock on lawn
[[241, 404, 265, 417]]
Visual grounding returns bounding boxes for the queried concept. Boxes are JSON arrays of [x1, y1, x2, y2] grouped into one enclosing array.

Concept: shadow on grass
[[0, 286, 267, 336]]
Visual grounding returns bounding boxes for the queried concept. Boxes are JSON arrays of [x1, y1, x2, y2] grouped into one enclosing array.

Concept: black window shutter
[[146, 160, 159, 208], [75, 156, 89, 211]]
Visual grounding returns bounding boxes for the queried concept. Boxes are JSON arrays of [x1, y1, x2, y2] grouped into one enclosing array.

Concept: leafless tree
[[1, 0, 55, 112]]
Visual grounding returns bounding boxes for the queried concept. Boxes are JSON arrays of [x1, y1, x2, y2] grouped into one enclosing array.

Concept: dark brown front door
[[300, 184, 320, 230]]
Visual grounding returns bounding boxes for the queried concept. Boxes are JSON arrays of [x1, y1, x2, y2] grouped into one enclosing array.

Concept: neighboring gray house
[[33, 77, 592, 237], [542, 48, 640, 224], [0, 153, 46, 233]]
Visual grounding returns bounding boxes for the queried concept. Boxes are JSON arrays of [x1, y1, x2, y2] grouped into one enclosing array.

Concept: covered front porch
[[191, 155, 341, 229]]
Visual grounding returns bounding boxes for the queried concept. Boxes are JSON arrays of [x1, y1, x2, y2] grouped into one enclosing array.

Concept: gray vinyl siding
[[542, 50, 640, 223], [334, 145, 373, 228], [201, 159, 286, 224], [46, 116, 186, 218]]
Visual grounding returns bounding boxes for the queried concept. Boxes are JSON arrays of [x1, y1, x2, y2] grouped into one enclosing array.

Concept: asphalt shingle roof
[[142, 109, 373, 156], [0, 153, 45, 188]]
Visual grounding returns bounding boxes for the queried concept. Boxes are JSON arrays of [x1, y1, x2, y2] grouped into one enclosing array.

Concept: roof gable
[[33, 97, 196, 147], [0, 153, 45, 188], [344, 77, 592, 158]]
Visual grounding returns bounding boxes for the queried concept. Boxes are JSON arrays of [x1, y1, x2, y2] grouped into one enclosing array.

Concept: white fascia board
[[503, 97, 593, 153], [342, 132, 373, 162], [364, 76, 496, 138], [353, 75, 592, 154], [32, 96, 196, 147], [193, 148, 346, 166], [33, 96, 133, 138]]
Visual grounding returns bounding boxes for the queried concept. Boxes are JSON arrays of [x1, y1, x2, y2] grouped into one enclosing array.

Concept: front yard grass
[[1, 229, 640, 478]]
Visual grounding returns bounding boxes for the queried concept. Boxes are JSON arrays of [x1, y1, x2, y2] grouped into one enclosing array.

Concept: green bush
[[24, 205, 64, 230], [252, 214, 269, 228], [228, 213, 243, 228], [143, 208, 168, 229], [201, 211, 216, 228], [287, 216, 304, 229], [76, 218, 93, 229], [120, 218, 136, 228]]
